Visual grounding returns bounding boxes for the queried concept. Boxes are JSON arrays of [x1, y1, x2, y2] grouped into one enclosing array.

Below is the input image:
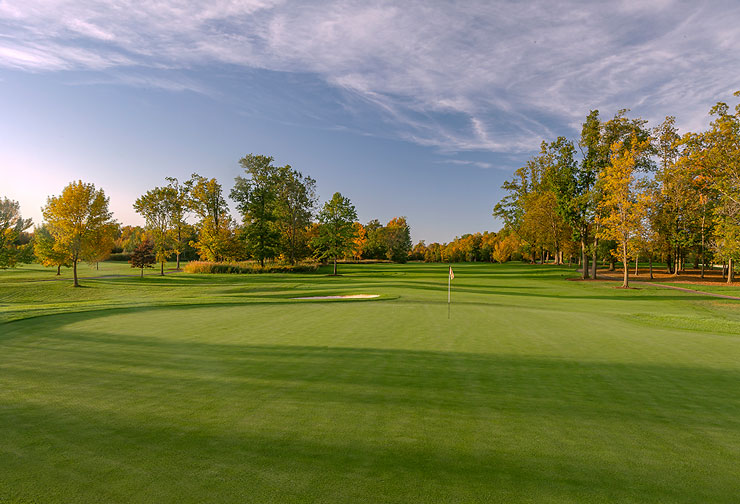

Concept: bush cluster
[[108, 253, 132, 261], [184, 261, 319, 274]]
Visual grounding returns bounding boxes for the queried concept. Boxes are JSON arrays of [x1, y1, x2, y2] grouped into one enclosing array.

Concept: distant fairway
[[1, 262, 739, 503]]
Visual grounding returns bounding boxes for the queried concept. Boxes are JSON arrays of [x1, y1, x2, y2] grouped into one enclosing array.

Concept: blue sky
[[2, 1, 739, 243]]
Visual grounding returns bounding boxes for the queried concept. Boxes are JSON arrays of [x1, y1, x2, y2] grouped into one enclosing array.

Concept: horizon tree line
[[0, 154, 414, 284]]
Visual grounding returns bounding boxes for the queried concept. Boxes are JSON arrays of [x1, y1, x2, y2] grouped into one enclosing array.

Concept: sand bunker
[[292, 294, 380, 300]]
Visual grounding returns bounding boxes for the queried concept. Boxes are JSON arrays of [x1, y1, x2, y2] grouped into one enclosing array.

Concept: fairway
[[2, 262, 740, 503]]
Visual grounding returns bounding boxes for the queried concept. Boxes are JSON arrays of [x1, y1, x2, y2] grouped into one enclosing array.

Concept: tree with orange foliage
[[352, 222, 367, 260]]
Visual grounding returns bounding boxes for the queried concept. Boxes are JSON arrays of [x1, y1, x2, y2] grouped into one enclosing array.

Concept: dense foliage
[[494, 92, 740, 286]]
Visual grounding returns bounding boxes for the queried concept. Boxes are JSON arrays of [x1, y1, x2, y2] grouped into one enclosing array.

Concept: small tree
[[384, 217, 412, 263], [83, 225, 116, 270], [314, 192, 358, 275], [33, 224, 71, 275], [352, 222, 368, 260], [188, 174, 231, 262], [42, 181, 116, 287], [129, 240, 156, 278], [275, 165, 317, 264], [134, 186, 176, 276], [0, 197, 33, 269], [165, 177, 191, 270]]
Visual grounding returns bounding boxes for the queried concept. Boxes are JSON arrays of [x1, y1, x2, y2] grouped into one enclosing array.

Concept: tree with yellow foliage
[[33, 224, 71, 275], [134, 186, 177, 276], [0, 197, 33, 269], [42, 181, 117, 287], [597, 138, 650, 288]]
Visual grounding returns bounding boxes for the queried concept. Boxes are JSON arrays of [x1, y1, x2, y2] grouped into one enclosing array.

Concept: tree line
[[1, 154, 414, 285], [493, 92, 740, 287]]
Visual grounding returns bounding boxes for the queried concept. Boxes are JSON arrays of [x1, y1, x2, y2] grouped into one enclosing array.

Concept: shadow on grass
[[5, 329, 740, 428], [2, 336, 739, 502]]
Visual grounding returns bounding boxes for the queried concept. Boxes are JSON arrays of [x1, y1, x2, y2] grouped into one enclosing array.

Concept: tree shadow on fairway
[[3, 332, 740, 503], [3, 397, 723, 504], [7, 327, 740, 429]]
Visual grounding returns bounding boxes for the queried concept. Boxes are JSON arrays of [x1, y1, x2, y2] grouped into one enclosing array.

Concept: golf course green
[[1, 262, 739, 503]]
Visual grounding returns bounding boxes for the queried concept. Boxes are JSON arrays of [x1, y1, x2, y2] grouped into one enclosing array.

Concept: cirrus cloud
[[1, 0, 739, 153]]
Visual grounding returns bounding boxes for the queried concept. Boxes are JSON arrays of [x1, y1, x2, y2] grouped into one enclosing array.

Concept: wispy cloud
[[436, 159, 495, 170], [2, 0, 739, 152]]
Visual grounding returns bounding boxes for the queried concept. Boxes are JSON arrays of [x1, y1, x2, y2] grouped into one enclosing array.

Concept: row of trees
[[409, 232, 500, 263], [1, 154, 415, 284], [493, 92, 740, 287], [130, 154, 412, 274]]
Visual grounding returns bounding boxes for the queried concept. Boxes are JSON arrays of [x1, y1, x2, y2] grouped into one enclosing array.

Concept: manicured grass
[[1, 262, 739, 503], [659, 281, 740, 298]]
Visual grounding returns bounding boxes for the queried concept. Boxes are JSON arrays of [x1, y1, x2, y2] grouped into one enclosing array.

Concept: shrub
[[183, 261, 319, 274], [108, 253, 132, 261]]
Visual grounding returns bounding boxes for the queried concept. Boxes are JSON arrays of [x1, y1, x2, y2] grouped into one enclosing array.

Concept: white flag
[[449, 266, 454, 280]]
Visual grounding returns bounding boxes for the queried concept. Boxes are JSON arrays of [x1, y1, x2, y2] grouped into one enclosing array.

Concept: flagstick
[[448, 265, 451, 319]]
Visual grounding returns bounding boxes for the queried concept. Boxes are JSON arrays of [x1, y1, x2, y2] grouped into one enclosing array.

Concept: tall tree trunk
[[176, 252, 181, 271], [333, 257, 337, 275], [291, 226, 296, 265], [141, 266, 144, 278], [700, 207, 706, 279], [673, 246, 680, 276], [161, 261, 164, 276], [73, 258, 79, 287], [649, 256, 653, 280], [591, 236, 598, 280], [634, 254, 639, 276], [729, 258, 735, 284], [581, 237, 589, 279], [96, 262, 99, 270], [666, 253, 673, 274], [609, 258, 615, 271], [622, 243, 629, 288], [56, 265, 61, 276]]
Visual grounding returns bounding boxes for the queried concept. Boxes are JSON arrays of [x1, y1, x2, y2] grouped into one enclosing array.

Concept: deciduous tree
[[597, 138, 650, 287], [33, 224, 71, 275], [231, 155, 281, 267], [134, 186, 177, 275], [314, 192, 358, 275], [188, 174, 232, 262], [42, 181, 116, 287], [0, 197, 33, 269], [384, 217, 412, 263], [129, 240, 155, 278], [165, 177, 191, 270]]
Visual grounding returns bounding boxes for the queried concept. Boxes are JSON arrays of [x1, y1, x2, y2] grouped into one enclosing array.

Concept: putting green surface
[[1, 262, 739, 503]]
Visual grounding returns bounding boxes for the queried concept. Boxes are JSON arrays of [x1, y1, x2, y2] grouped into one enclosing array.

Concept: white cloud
[[1, 0, 739, 152], [436, 159, 495, 170]]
